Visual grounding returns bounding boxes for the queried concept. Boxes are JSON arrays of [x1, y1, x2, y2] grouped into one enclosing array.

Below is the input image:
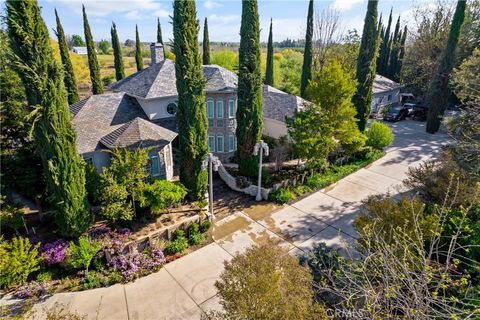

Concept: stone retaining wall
[[104, 208, 210, 263]]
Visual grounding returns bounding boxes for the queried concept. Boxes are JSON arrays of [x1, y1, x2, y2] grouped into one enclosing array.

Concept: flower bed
[[2, 216, 212, 299]]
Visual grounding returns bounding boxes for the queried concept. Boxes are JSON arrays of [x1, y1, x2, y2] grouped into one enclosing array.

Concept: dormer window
[[167, 102, 177, 115]]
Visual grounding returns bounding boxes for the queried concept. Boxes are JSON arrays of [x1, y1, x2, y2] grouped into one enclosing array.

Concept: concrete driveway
[[0, 120, 451, 319]]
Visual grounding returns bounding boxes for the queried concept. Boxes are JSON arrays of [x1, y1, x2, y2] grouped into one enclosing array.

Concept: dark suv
[[383, 105, 409, 122]]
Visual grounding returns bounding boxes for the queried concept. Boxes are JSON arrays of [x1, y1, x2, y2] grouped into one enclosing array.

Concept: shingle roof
[[203, 65, 237, 92], [70, 92, 175, 154], [110, 59, 178, 99], [100, 118, 177, 150], [110, 60, 240, 98], [262, 85, 309, 122], [108, 61, 309, 125], [373, 74, 401, 94]]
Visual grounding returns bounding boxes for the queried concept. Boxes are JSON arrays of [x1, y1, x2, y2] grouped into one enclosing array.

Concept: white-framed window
[[228, 135, 235, 152], [208, 135, 215, 152], [216, 135, 224, 153], [228, 98, 235, 118], [216, 100, 224, 118], [149, 153, 160, 177], [207, 99, 215, 119]]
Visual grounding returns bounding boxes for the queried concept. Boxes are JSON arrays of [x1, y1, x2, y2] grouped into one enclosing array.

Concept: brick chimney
[[150, 43, 164, 65]]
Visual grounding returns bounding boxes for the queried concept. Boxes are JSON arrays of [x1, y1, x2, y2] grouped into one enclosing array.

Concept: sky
[[14, 0, 436, 43]]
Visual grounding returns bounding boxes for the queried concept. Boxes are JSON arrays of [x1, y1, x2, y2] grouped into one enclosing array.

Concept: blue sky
[[28, 0, 430, 43]]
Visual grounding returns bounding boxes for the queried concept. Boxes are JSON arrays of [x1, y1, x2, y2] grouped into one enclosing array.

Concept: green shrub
[[404, 154, 480, 208], [0, 197, 25, 234], [84, 164, 102, 205], [0, 237, 41, 288], [99, 172, 133, 222], [187, 223, 206, 246], [36, 270, 54, 282], [193, 199, 208, 209], [366, 121, 394, 149], [164, 230, 189, 255], [199, 220, 212, 233], [81, 270, 111, 290], [355, 196, 438, 245], [67, 236, 101, 273], [291, 184, 312, 196], [143, 180, 187, 214], [269, 188, 296, 204]]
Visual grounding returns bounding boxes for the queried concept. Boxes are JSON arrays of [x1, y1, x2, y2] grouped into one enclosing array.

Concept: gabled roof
[[100, 117, 177, 150], [110, 59, 178, 99], [70, 92, 171, 154], [373, 74, 401, 94], [203, 65, 237, 92], [262, 85, 309, 122], [109, 60, 240, 98]]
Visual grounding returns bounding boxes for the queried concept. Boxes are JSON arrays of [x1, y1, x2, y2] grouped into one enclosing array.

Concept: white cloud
[[53, 0, 163, 17], [330, 0, 363, 12], [153, 9, 171, 19], [204, 0, 222, 10], [125, 10, 142, 21], [208, 14, 239, 24]]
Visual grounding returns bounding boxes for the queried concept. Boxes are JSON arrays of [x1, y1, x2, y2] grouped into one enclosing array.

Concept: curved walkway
[[1, 120, 451, 320]]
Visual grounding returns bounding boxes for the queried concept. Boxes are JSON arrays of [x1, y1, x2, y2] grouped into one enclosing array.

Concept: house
[[72, 47, 88, 55], [371, 74, 401, 114], [70, 43, 307, 180]]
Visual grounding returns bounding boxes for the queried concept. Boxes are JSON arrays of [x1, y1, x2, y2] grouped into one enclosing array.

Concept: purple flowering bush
[[39, 239, 69, 265], [14, 281, 50, 299], [109, 247, 166, 282]]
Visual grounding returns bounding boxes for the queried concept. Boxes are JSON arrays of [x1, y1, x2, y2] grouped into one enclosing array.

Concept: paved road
[[1, 120, 451, 319]]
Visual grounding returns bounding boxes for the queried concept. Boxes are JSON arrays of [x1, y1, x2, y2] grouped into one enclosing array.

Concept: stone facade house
[[371, 74, 401, 114], [70, 43, 307, 180]]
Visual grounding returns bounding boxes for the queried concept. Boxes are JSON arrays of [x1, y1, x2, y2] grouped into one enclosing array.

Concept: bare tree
[[312, 7, 343, 74], [303, 183, 480, 319]]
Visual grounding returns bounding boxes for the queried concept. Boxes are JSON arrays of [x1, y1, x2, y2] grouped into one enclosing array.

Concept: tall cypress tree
[[396, 26, 408, 82], [6, 0, 91, 237], [111, 22, 125, 81], [300, 0, 313, 98], [82, 5, 103, 94], [426, 0, 466, 133], [202, 18, 211, 65], [157, 17, 165, 58], [172, 0, 208, 200], [135, 24, 143, 71], [377, 9, 392, 76], [387, 16, 401, 80], [54, 9, 79, 104], [237, 0, 263, 177], [157, 17, 163, 44], [264, 19, 274, 86], [353, 0, 380, 132]]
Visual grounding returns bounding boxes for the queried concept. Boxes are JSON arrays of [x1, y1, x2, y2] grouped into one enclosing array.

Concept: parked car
[[402, 103, 416, 116], [383, 105, 409, 122], [411, 105, 428, 121]]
